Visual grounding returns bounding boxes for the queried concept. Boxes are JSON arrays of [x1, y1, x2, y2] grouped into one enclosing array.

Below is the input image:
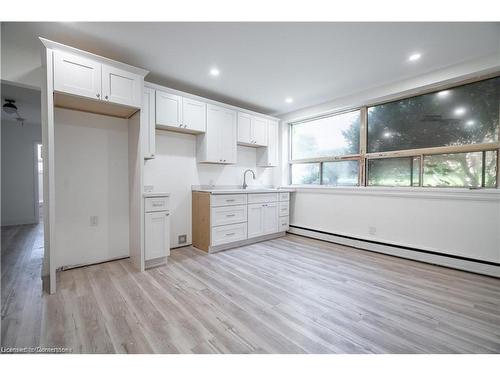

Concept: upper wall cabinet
[[102, 65, 142, 107], [53, 50, 142, 109], [156, 91, 182, 128], [156, 90, 206, 134], [53, 51, 102, 100], [237, 112, 268, 147], [182, 97, 206, 133], [197, 104, 237, 164], [257, 120, 279, 167]]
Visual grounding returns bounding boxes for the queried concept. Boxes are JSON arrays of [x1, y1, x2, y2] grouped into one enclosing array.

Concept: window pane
[[291, 163, 320, 185], [485, 151, 497, 188], [322, 160, 359, 186], [423, 151, 497, 188], [367, 77, 500, 153], [291, 110, 360, 160], [368, 157, 420, 187]]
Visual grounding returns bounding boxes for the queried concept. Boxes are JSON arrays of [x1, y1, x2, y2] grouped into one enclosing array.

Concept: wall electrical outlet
[[178, 234, 187, 245], [90, 216, 98, 227], [368, 226, 377, 235]]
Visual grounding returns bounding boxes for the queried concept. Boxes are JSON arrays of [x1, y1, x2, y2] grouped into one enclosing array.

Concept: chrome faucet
[[242, 169, 256, 189]]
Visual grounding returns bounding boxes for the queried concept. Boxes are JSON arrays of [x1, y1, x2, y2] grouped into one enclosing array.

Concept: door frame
[[33, 142, 42, 224]]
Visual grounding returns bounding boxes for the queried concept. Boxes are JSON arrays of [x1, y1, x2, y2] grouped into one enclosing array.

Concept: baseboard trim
[[288, 225, 500, 278]]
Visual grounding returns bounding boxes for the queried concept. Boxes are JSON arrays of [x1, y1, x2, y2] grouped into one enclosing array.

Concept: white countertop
[[143, 192, 170, 197], [191, 186, 294, 195]]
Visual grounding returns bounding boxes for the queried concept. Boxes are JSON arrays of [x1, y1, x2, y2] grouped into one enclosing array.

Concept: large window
[[290, 75, 499, 188], [367, 77, 499, 153], [291, 110, 360, 159], [290, 110, 361, 186]]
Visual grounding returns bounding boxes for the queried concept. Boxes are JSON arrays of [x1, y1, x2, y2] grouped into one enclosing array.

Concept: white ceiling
[[2, 22, 499, 116], [1, 82, 41, 127]]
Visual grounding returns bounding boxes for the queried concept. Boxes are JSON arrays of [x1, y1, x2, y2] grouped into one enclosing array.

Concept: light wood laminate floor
[[2, 223, 500, 353]]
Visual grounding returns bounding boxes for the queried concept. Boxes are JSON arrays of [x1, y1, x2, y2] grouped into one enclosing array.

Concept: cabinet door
[[219, 108, 237, 163], [53, 51, 101, 100], [145, 211, 170, 261], [257, 120, 279, 167], [205, 104, 224, 162], [102, 64, 141, 108], [252, 116, 268, 146], [267, 120, 279, 166], [156, 90, 182, 128], [263, 203, 279, 234], [141, 87, 156, 159], [247, 204, 264, 238], [182, 97, 206, 132], [237, 112, 252, 144]]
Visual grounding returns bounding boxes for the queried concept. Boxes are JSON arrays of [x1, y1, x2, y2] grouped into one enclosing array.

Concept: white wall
[[54, 108, 130, 268], [1, 120, 42, 226], [143, 129, 275, 248], [290, 188, 500, 263]]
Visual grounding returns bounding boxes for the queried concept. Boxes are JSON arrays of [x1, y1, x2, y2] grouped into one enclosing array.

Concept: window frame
[[288, 73, 500, 188]]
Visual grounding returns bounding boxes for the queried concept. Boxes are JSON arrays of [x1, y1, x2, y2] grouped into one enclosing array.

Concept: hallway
[[1, 223, 44, 348]]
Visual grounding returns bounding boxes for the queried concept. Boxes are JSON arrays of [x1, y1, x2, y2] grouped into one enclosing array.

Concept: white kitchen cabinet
[[252, 117, 268, 146], [102, 64, 142, 108], [247, 203, 264, 238], [257, 120, 279, 167], [156, 90, 182, 128], [53, 51, 102, 100], [193, 190, 291, 253], [198, 104, 237, 164], [144, 194, 170, 268], [145, 211, 170, 261], [182, 97, 206, 133], [248, 202, 278, 238], [237, 112, 252, 144], [155, 92, 206, 134], [237, 113, 268, 147], [53, 50, 142, 109], [141, 87, 156, 159]]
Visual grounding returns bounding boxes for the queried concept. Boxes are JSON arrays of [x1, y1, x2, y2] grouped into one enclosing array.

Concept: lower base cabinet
[[192, 191, 290, 253], [144, 194, 170, 268], [248, 203, 278, 238]]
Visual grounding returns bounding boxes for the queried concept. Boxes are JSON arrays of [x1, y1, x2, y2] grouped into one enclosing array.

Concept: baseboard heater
[[288, 225, 500, 278]]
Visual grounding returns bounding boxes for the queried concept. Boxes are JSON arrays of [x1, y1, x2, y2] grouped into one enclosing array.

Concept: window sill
[[280, 185, 500, 201]]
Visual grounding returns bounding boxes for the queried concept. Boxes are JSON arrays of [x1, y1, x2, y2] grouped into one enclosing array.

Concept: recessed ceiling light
[[285, 97, 293, 104], [209, 68, 220, 77], [408, 53, 421, 62], [454, 107, 466, 116], [466, 120, 475, 126], [437, 90, 450, 98], [383, 132, 392, 138]]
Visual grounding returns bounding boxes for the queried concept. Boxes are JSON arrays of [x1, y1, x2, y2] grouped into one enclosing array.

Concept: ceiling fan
[[2, 99, 26, 126]]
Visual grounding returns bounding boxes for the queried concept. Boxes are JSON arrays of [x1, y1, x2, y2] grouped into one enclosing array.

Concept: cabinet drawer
[[247, 193, 278, 204], [279, 216, 289, 231], [279, 201, 289, 217], [145, 197, 169, 212], [211, 205, 247, 227], [211, 194, 247, 207], [211, 223, 247, 246], [279, 192, 290, 201]]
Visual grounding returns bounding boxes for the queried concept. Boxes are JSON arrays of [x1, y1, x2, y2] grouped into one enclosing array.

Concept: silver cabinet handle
[[226, 199, 235, 202], [226, 214, 236, 217], [225, 232, 235, 236], [166, 213, 170, 216], [179, 124, 183, 127], [96, 93, 100, 98], [105, 95, 108, 100]]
